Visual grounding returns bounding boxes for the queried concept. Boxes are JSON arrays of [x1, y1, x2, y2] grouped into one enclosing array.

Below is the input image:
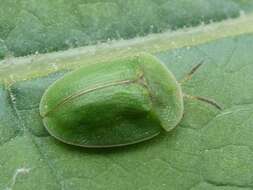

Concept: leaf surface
[[1, 0, 253, 59], [1, 4, 253, 190]]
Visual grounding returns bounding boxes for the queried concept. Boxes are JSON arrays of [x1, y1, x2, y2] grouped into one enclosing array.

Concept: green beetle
[[40, 53, 221, 148]]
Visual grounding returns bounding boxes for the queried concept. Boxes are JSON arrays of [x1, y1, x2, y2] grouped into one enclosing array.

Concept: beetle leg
[[183, 94, 222, 110]]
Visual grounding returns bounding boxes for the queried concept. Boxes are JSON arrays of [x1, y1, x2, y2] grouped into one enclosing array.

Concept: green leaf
[[1, 13, 253, 189], [1, 0, 253, 59]]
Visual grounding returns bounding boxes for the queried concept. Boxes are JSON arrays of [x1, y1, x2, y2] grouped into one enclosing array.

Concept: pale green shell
[[40, 53, 183, 147]]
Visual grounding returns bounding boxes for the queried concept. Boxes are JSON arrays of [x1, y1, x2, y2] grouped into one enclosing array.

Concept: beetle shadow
[[55, 132, 168, 155]]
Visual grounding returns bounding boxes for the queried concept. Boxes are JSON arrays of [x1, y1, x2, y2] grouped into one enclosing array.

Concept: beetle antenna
[[183, 94, 222, 110], [180, 60, 204, 85]]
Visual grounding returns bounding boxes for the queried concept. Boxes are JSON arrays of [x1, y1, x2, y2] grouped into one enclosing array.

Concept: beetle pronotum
[[39, 53, 221, 148]]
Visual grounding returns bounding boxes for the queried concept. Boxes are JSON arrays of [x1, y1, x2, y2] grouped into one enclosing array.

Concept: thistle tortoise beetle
[[40, 53, 221, 148]]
